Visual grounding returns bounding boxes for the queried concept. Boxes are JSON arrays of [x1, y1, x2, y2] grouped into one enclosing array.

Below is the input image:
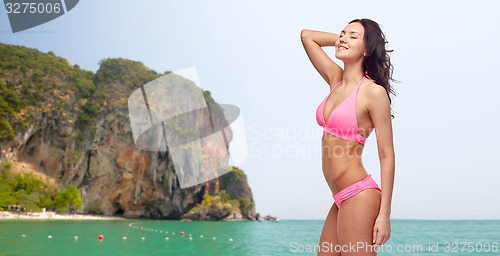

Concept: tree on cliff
[[54, 185, 82, 213]]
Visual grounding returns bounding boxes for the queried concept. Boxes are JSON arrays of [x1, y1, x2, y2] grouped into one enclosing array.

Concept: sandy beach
[[0, 211, 124, 220]]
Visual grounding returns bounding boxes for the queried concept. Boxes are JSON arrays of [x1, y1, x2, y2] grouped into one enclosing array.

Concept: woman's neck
[[342, 62, 364, 86]]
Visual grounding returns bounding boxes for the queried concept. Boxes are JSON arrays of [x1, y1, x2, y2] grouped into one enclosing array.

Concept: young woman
[[301, 19, 396, 255]]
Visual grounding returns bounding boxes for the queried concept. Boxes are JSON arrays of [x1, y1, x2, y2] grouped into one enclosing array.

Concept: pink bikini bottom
[[333, 174, 381, 208]]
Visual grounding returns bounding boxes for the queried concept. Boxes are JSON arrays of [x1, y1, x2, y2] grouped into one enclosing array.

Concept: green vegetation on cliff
[[184, 166, 255, 220], [0, 162, 82, 213], [184, 190, 242, 221], [0, 44, 95, 137], [219, 166, 255, 217]]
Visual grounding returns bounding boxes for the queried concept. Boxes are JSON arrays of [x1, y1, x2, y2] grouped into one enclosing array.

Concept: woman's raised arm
[[300, 29, 343, 88]]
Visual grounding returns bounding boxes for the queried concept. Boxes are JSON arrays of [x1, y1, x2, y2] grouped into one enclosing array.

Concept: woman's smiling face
[[335, 22, 366, 62]]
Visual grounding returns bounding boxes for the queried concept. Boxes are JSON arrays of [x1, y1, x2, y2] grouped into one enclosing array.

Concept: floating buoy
[[141, 237, 145, 240], [165, 237, 169, 240], [180, 231, 184, 236], [98, 235, 104, 241], [200, 235, 204, 238], [74, 236, 78, 240], [189, 237, 193, 240], [212, 237, 216, 240], [122, 237, 127, 240], [21, 234, 26, 237], [229, 238, 234, 242], [160, 231, 162, 233], [48, 235, 52, 239], [139, 226, 143, 230]]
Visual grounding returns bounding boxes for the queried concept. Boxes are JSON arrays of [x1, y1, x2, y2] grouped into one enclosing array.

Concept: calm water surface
[[0, 219, 499, 255]]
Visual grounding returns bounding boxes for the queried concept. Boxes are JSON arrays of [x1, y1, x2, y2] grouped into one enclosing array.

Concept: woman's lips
[[337, 46, 348, 51]]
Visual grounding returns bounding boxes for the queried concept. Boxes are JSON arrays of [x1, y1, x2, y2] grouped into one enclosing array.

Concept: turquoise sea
[[0, 219, 499, 255]]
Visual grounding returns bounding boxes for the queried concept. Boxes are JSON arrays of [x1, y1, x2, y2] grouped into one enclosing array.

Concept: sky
[[1, 0, 500, 220]]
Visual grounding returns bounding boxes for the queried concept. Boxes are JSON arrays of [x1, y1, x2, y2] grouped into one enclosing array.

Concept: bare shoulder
[[364, 82, 389, 105]]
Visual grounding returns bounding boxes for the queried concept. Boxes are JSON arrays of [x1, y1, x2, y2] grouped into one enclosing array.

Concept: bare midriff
[[321, 132, 369, 195]]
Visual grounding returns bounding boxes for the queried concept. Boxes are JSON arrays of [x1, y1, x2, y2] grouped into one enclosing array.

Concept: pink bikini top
[[316, 75, 370, 144]]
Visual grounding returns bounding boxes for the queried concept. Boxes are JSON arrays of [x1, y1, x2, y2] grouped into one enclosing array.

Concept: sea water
[[0, 219, 499, 255]]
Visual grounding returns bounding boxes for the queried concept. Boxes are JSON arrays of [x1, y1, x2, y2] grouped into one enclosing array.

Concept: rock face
[[183, 206, 243, 221], [181, 167, 255, 221], [0, 43, 255, 219]]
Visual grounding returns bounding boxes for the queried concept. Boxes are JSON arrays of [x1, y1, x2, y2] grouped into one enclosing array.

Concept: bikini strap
[[364, 70, 375, 82], [334, 74, 368, 92], [356, 75, 366, 88]]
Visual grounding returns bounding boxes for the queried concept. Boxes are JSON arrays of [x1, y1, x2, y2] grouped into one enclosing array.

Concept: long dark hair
[[349, 18, 396, 105]]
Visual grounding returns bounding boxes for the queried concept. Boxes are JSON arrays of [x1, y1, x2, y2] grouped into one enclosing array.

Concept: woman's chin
[[335, 53, 347, 61], [335, 54, 361, 63]]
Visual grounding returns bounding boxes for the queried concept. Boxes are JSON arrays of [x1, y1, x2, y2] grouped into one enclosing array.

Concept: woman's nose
[[339, 35, 346, 44]]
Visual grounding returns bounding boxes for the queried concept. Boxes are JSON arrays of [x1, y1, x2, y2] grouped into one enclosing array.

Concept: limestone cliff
[[0, 43, 255, 219]]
